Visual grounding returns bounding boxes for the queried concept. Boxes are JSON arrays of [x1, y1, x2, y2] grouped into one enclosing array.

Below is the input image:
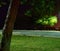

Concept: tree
[[36, 16, 58, 26], [0, 0, 20, 51], [20, 0, 56, 29], [22, 0, 55, 19]]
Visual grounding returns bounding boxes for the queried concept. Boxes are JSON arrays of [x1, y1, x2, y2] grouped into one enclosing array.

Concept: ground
[[0, 30, 60, 51], [10, 35, 60, 51]]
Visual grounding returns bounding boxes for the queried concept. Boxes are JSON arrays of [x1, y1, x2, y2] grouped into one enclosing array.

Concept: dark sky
[[0, 1, 9, 29]]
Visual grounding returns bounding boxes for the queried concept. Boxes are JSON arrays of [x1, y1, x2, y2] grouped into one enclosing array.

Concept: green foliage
[[0, 1, 6, 7], [24, 10, 32, 16], [34, 0, 55, 17], [0, 4, 2, 7], [20, 0, 56, 26], [21, 0, 27, 5], [20, 0, 55, 21], [36, 16, 58, 26], [48, 16, 58, 26]]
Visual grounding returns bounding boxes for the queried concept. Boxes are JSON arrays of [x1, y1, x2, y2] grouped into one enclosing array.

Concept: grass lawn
[[0, 34, 60, 51], [10, 35, 60, 51]]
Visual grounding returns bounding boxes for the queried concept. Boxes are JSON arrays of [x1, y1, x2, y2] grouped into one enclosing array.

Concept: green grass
[[10, 35, 60, 51]]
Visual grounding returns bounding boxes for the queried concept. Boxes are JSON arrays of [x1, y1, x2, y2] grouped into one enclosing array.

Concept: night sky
[[0, 0, 60, 30], [0, 0, 9, 29]]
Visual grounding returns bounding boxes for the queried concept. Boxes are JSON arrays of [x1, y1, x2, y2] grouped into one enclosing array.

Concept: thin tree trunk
[[0, 0, 20, 51]]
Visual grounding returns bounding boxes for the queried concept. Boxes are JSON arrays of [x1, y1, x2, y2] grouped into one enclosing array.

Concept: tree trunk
[[0, 0, 20, 51]]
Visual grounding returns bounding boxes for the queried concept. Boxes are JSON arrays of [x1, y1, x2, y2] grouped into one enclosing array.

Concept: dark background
[[0, 0, 60, 30]]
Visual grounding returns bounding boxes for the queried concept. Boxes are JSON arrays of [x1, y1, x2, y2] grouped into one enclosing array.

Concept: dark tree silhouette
[[0, 0, 20, 51]]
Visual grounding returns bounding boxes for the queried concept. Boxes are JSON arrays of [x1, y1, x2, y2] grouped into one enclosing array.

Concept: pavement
[[0, 30, 60, 38]]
